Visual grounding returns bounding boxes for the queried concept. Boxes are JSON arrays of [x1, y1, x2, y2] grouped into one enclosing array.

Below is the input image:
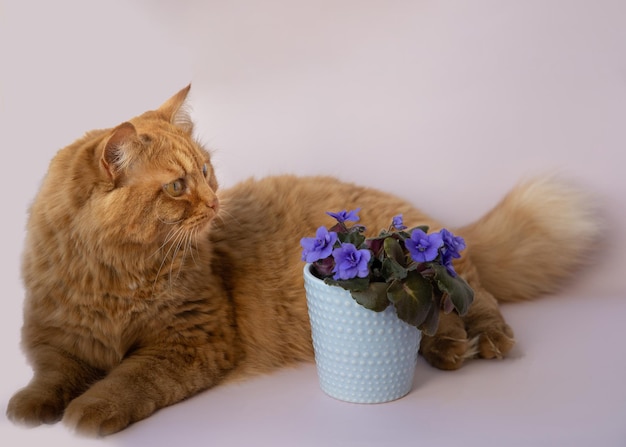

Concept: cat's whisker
[[188, 227, 200, 267], [182, 231, 196, 273], [150, 226, 182, 259], [170, 226, 199, 289], [153, 231, 179, 263], [157, 216, 185, 225], [174, 233, 190, 281], [215, 206, 242, 228], [153, 226, 187, 291], [211, 213, 226, 229], [215, 199, 241, 226], [167, 231, 187, 289], [152, 222, 203, 292]]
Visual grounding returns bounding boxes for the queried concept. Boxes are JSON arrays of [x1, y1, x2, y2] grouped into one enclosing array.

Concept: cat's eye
[[163, 179, 186, 197], [202, 163, 208, 177]]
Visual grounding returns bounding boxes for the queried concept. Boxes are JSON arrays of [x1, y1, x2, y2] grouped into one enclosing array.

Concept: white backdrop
[[1, 1, 625, 446]]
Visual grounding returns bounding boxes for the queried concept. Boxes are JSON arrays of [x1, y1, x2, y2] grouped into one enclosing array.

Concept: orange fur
[[6, 86, 599, 436], [459, 177, 600, 301]]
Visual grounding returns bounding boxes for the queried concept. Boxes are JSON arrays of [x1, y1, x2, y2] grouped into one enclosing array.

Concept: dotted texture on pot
[[303, 264, 420, 404]]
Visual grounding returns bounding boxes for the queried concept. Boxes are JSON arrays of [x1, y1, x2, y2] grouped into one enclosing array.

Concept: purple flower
[[326, 208, 361, 224], [441, 253, 457, 277], [392, 214, 407, 230], [405, 229, 443, 263], [439, 229, 466, 277], [300, 226, 338, 263], [440, 228, 466, 259], [331, 243, 371, 280]]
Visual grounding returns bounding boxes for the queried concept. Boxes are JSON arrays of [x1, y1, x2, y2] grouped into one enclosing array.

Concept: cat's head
[[100, 84, 219, 241], [34, 85, 219, 266]]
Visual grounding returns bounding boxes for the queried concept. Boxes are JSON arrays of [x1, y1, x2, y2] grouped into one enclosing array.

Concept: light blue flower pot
[[303, 264, 421, 404]]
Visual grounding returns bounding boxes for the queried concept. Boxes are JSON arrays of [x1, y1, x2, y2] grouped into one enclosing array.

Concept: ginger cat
[[6, 86, 598, 436]]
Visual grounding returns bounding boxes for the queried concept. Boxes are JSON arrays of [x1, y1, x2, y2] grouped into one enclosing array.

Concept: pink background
[[1, 1, 624, 445]]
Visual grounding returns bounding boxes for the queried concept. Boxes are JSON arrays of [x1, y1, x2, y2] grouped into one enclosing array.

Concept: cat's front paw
[[419, 313, 474, 370], [469, 321, 516, 360], [6, 386, 65, 426], [63, 394, 131, 437]]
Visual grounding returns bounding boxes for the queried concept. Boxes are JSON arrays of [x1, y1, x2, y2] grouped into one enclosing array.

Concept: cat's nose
[[207, 197, 219, 212]]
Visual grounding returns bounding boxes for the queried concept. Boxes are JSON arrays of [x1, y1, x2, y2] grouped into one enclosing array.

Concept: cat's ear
[[157, 84, 193, 134], [101, 121, 137, 182]]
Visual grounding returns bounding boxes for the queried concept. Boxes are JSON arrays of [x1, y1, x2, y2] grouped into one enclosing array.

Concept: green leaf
[[431, 264, 474, 316], [324, 277, 369, 292], [419, 298, 440, 336], [442, 294, 455, 314], [376, 229, 392, 238], [387, 271, 433, 328], [329, 223, 347, 234], [384, 237, 405, 265], [350, 283, 390, 312], [365, 237, 386, 259], [339, 230, 366, 248], [381, 257, 407, 282]]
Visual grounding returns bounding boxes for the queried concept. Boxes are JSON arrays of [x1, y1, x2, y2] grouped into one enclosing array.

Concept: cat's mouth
[[185, 211, 217, 233]]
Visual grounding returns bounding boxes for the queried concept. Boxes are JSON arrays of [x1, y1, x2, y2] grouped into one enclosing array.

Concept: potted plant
[[301, 209, 474, 403]]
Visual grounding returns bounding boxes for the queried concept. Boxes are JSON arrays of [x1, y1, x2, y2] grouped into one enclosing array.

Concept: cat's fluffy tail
[[458, 176, 601, 302]]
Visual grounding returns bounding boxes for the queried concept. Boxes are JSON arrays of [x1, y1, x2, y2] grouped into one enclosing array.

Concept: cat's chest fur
[[24, 283, 162, 371]]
